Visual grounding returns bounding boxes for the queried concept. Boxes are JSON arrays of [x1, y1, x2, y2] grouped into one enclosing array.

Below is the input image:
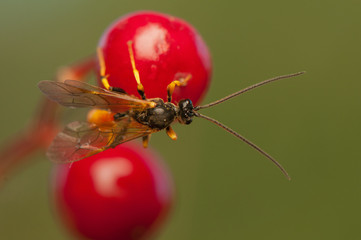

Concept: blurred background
[[0, 0, 360, 239]]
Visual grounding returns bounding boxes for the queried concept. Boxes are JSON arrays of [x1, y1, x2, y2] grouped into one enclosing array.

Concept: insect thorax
[[133, 98, 177, 130]]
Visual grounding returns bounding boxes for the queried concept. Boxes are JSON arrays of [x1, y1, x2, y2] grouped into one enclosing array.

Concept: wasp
[[38, 41, 304, 179]]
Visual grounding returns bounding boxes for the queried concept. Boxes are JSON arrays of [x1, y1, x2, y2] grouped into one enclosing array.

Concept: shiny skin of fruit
[[97, 11, 212, 105], [52, 142, 174, 240]]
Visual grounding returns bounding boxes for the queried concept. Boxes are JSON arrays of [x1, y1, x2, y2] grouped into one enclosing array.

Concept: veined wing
[[47, 117, 158, 163], [38, 80, 153, 113]]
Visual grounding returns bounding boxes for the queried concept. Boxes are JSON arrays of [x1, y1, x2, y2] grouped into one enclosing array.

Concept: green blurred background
[[0, 0, 360, 239]]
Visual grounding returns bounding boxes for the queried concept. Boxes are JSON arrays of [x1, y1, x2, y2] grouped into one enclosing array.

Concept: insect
[[38, 41, 304, 179]]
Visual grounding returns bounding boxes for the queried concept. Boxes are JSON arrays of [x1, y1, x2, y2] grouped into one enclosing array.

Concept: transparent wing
[[47, 118, 158, 163], [38, 80, 152, 113]]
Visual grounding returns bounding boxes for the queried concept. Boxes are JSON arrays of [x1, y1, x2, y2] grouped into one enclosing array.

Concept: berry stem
[[0, 56, 96, 179]]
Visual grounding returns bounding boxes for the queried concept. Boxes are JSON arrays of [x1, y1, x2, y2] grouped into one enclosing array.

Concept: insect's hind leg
[[113, 113, 127, 121], [142, 135, 151, 148], [167, 74, 192, 102], [108, 117, 131, 149]]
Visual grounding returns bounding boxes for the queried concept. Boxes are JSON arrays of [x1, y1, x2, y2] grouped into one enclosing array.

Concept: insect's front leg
[[166, 74, 192, 102]]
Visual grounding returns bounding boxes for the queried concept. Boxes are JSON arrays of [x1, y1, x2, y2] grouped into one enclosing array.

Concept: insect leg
[[166, 74, 192, 102], [142, 135, 151, 148], [166, 126, 177, 140], [97, 48, 127, 94], [83, 148, 105, 159], [127, 41, 147, 100], [108, 117, 132, 148], [113, 113, 127, 121], [111, 87, 127, 94], [97, 48, 111, 90]]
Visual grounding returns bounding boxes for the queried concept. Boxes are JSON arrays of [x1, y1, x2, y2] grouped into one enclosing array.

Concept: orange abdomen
[[87, 109, 116, 127]]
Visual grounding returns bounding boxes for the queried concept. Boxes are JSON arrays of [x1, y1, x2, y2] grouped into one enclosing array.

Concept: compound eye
[[179, 99, 193, 109], [185, 99, 192, 108]]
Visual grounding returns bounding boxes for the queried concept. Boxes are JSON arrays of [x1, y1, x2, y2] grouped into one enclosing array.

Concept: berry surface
[[52, 142, 173, 240], [98, 11, 212, 105]]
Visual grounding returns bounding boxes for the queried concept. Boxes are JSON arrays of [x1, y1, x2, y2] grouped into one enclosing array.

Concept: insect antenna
[[193, 112, 291, 180], [194, 71, 305, 111]]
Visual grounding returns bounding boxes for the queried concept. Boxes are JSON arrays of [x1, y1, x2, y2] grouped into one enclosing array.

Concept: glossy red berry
[[98, 11, 212, 105], [52, 142, 173, 240]]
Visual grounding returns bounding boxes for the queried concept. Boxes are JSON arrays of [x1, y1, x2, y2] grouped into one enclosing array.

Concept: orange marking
[[166, 126, 177, 140], [127, 41, 142, 86], [87, 109, 116, 127], [167, 74, 191, 102], [142, 135, 150, 148]]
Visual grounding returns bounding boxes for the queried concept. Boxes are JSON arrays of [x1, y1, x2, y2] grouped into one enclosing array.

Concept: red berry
[[52, 142, 173, 240], [98, 11, 212, 105]]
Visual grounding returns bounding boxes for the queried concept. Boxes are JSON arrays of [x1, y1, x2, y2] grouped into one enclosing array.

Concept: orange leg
[[164, 75, 191, 141], [97, 47, 111, 90], [127, 41, 146, 100], [142, 135, 151, 148], [97, 48, 127, 94], [166, 74, 191, 102], [166, 126, 177, 141]]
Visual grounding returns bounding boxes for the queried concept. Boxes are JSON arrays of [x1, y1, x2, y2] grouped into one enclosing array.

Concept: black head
[[178, 99, 195, 125]]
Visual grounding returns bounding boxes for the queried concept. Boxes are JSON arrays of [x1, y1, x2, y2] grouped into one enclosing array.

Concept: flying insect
[[38, 41, 304, 179]]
